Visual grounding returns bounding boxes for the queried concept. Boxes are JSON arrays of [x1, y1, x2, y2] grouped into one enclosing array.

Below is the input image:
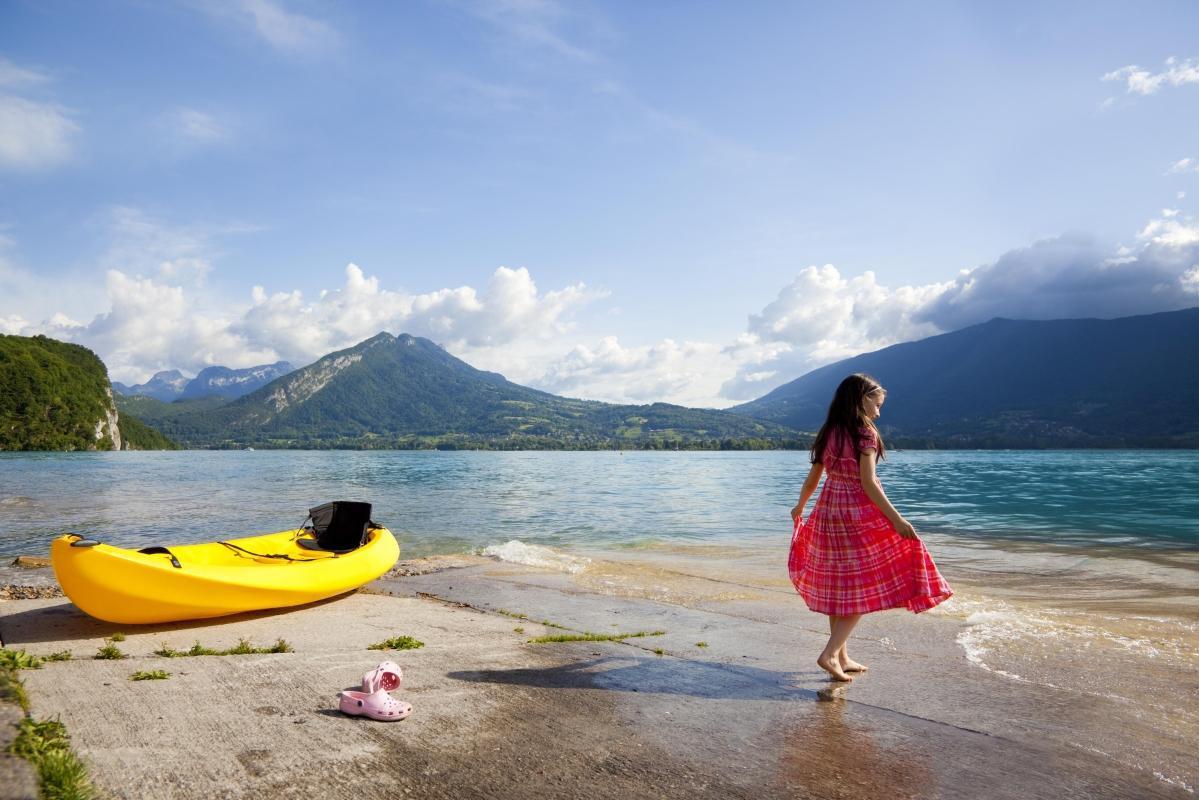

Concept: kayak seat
[[296, 537, 360, 554], [306, 501, 373, 551]]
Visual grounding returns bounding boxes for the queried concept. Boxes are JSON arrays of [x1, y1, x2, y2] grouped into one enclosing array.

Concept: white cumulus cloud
[[41, 270, 271, 381], [717, 266, 947, 401], [9, 258, 604, 384], [1181, 267, 1199, 295], [1137, 209, 1199, 248], [1168, 158, 1199, 175], [1103, 57, 1199, 95], [237, 263, 604, 370], [533, 336, 728, 406]]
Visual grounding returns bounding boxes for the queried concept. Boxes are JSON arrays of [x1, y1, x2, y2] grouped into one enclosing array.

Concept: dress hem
[[799, 588, 954, 617]]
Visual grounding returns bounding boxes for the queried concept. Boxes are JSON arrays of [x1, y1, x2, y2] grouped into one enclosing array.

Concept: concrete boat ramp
[[0, 557, 1187, 799]]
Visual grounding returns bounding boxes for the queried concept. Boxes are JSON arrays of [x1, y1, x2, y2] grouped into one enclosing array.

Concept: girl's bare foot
[[817, 656, 853, 682], [840, 656, 868, 673]]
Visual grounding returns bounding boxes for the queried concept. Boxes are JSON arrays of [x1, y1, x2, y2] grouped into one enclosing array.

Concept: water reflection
[[778, 698, 936, 798]]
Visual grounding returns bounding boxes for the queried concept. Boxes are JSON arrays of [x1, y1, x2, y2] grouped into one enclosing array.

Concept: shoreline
[[11, 444, 1199, 452], [2, 550, 1196, 798]]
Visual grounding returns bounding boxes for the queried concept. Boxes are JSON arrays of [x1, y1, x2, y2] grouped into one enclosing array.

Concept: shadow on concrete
[[0, 594, 353, 645], [449, 653, 819, 702]]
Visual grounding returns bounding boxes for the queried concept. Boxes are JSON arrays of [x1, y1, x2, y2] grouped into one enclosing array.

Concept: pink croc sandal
[[338, 689, 412, 721], [362, 661, 402, 693]]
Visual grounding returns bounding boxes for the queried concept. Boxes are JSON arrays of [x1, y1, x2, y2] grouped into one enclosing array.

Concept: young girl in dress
[[789, 373, 952, 682]]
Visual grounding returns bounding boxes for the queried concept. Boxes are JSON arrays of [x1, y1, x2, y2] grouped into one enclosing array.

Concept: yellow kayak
[[51, 526, 399, 625]]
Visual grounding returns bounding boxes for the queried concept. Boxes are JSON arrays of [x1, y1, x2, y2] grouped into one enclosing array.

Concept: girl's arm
[[859, 451, 918, 539], [791, 462, 824, 522]]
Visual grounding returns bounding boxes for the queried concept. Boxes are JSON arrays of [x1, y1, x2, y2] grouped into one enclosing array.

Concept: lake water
[[2, 449, 1198, 792], [1, 449, 1196, 557]]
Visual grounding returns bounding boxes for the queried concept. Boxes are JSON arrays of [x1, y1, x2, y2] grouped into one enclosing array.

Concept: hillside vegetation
[[0, 335, 120, 451], [118, 414, 180, 450]]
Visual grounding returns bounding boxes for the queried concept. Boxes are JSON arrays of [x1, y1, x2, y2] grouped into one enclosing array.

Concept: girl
[[789, 373, 952, 682]]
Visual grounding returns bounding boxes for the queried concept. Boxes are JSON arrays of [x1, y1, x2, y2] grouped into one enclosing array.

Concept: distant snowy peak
[[179, 362, 295, 400], [111, 370, 190, 402], [114, 362, 296, 401]]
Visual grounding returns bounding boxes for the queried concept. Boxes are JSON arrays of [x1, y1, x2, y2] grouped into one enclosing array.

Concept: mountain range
[[113, 362, 294, 401], [731, 307, 1199, 447], [111, 369, 189, 401], [11, 307, 1199, 451], [122, 333, 793, 449]]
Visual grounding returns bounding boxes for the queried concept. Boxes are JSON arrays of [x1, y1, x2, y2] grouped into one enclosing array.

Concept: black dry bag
[[302, 501, 372, 552]]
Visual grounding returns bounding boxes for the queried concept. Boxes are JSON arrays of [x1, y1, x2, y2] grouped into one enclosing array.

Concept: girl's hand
[[790, 504, 803, 522], [893, 517, 918, 540]]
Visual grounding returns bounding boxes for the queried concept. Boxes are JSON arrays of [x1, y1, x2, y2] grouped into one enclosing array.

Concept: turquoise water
[[0, 450, 1196, 558]]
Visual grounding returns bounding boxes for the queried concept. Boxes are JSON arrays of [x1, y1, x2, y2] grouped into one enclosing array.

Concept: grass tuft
[[654, 648, 665, 656], [513, 627, 524, 634], [93, 641, 126, 660], [496, 609, 528, 620], [35, 748, 95, 800], [108, 632, 126, 642], [527, 630, 666, 645], [10, 718, 69, 762], [0, 648, 43, 670], [695, 641, 709, 648], [11, 717, 96, 799], [44, 650, 73, 662], [1, 652, 97, 797], [154, 639, 292, 657], [224, 638, 258, 655], [129, 670, 170, 681], [0, 669, 29, 711], [367, 635, 424, 651], [494, 609, 572, 630]]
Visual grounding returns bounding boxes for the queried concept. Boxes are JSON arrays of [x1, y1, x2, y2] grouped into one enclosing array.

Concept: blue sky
[[2, 0, 1198, 405]]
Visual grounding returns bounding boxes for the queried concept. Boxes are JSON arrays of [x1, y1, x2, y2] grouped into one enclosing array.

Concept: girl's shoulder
[[856, 424, 878, 452], [823, 424, 868, 459]]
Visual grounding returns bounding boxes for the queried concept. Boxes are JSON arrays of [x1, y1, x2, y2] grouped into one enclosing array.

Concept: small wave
[[1153, 771, 1194, 794], [956, 608, 1029, 678], [944, 595, 1197, 708], [0, 496, 35, 508], [481, 540, 591, 574]]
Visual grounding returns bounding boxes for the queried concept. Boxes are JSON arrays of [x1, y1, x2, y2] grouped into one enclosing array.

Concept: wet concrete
[[0, 558, 1189, 799]]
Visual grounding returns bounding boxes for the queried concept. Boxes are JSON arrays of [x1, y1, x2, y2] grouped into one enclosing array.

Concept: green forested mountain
[[130, 333, 797, 449], [0, 335, 123, 451], [114, 394, 230, 424], [117, 414, 181, 450], [731, 308, 1199, 447]]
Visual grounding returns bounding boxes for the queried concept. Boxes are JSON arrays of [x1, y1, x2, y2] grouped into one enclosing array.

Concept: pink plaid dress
[[789, 426, 952, 615]]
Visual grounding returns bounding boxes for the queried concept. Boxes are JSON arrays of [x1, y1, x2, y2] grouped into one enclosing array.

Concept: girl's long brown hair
[[810, 373, 886, 464]]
